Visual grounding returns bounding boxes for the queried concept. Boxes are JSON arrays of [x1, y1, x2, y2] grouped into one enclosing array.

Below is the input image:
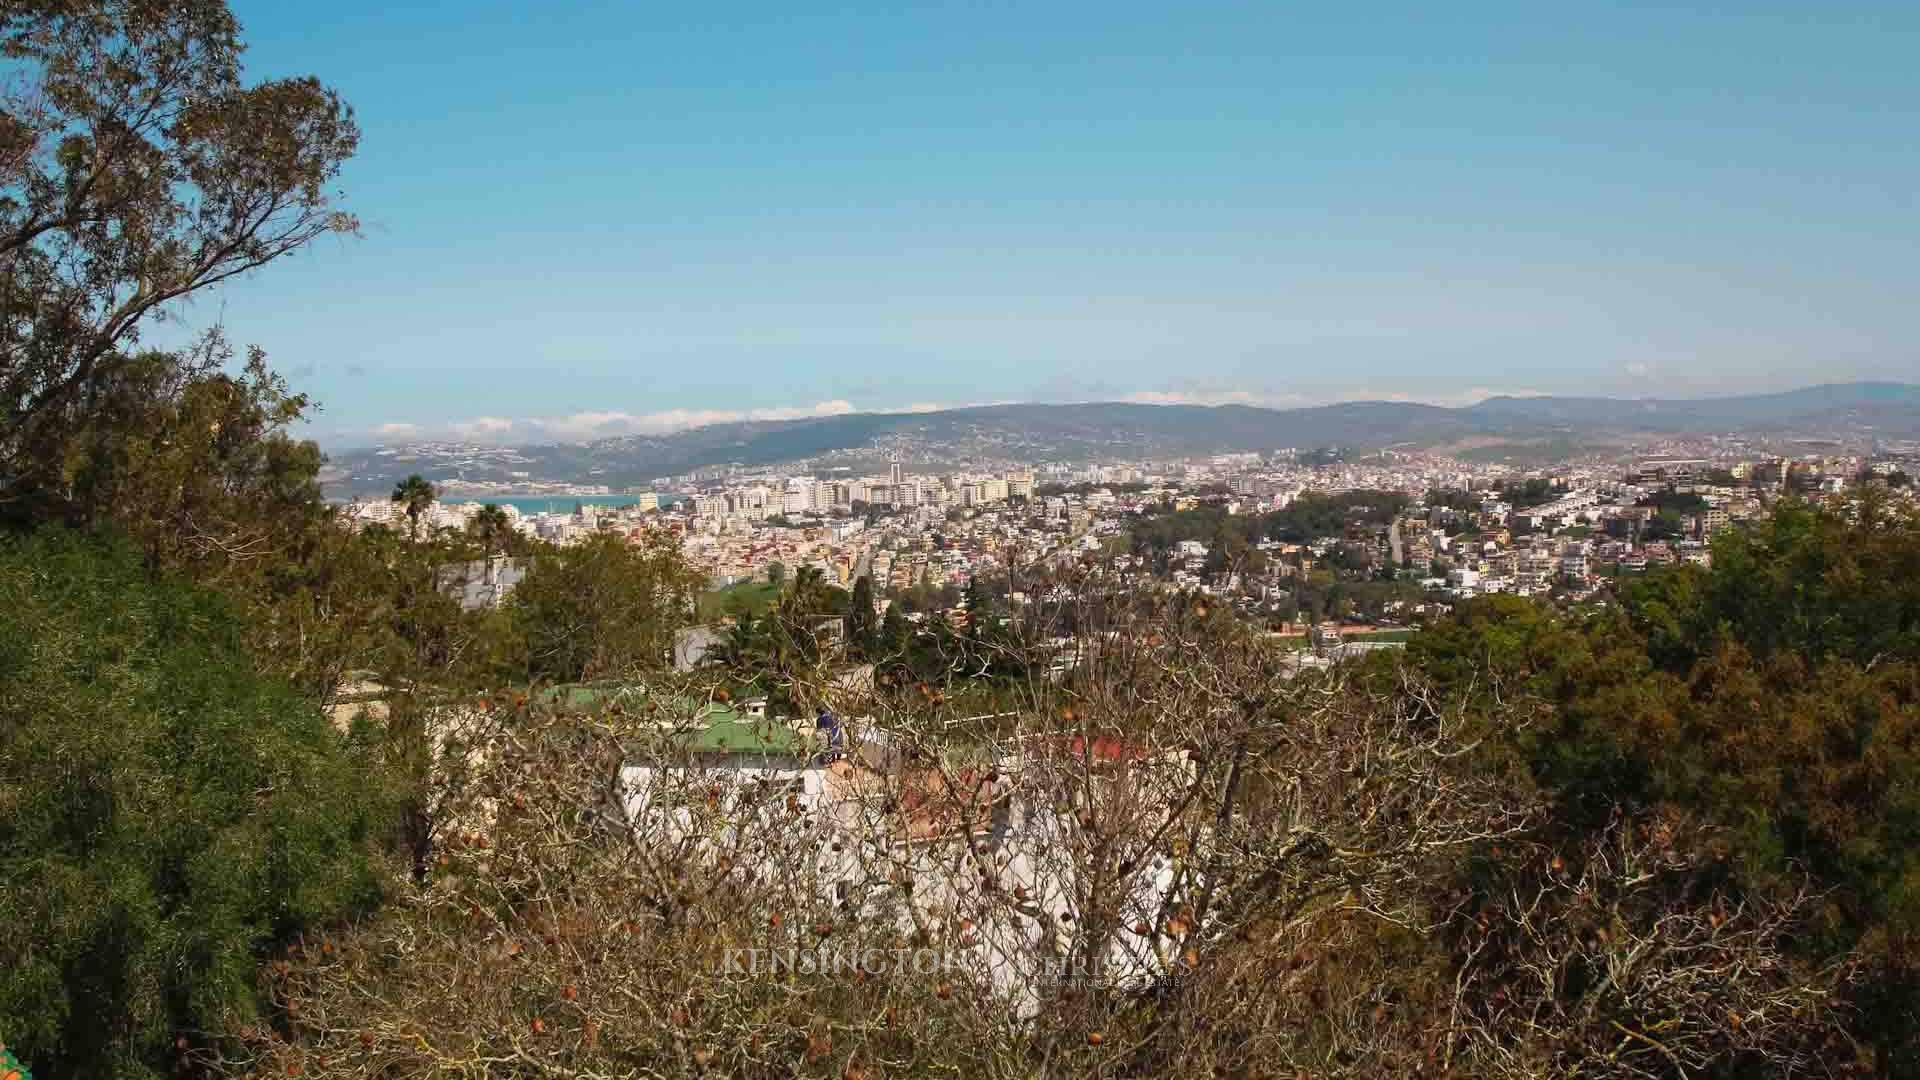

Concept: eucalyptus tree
[[1, 0, 357, 515]]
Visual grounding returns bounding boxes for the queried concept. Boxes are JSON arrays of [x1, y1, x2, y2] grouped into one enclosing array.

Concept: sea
[[482, 494, 684, 516], [329, 492, 687, 516]]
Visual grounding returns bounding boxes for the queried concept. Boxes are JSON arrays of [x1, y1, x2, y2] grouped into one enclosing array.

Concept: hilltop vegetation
[[178, 500, 1920, 1078], [5, 3, 1920, 1078], [0, 534, 391, 1077], [1402, 495, 1920, 1070], [1128, 488, 1409, 555]]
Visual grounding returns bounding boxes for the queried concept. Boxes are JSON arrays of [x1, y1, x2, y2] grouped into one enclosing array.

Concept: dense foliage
[[511, 529, 702, 683], [1405, 494, 1920, 1071], [0, 0, 356, 510], [0, 532, 388, 1078], [1129, 489, 1409, 561], [1127, 492, 1422, 624]]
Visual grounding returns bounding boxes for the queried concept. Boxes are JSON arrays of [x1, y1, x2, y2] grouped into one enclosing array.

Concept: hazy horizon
[[333, 379, 1917, 450]]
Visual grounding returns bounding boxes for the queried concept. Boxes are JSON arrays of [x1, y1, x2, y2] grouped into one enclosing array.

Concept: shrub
[[0, 531, 389, 1078]]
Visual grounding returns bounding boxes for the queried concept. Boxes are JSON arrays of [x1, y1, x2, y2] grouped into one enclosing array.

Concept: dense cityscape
[[342, 444, 1918, 640]]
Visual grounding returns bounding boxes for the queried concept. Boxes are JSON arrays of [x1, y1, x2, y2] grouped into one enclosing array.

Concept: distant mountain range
[[326, 382, 1920, 495]]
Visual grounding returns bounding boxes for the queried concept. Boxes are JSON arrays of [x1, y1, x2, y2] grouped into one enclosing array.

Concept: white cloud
[[1122, 389, 1312, 408], [370, 400, 860, 445], [449, 416, 515, 438], [529, 400, 860, 441], [366, 387, 1568, 447]]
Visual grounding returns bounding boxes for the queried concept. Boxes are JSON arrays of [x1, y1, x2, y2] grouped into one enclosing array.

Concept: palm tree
[[715, 610, 762, 669], [468, 502, 512, 556], [391, 474, 436, 540]]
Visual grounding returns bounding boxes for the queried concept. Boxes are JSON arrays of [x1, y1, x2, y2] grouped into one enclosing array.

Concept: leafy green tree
[[765, 565, 836, 671], [2, 327, 472, 712], [879, 603, 912, 657], [1636, 489, 1708, 514], [1265, 490, 1407, 542], [845, 574, 879, 659], [778, 565, 833, 623], [510, 530, 700, 683], [1423, 487, 1480, 512], [1202, 519, 1261, 577], [962, 575, 987, 618], [25, 340, 323, 560], [1406, 497, 1920, 1071], [1693, 493, 1920, 667], [1496, 477, 1559, 508], [0, 531, 388, 1078], [1643, 509, 1688, 540], [0, 0, 357, 509]]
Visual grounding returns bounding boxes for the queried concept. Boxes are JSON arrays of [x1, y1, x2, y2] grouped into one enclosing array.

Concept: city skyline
[[149, 1, 1920, 446]]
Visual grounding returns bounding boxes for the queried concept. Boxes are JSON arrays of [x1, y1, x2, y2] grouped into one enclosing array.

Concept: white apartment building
[[1516, 551, 1555, 593], [1559, 551, 1590, 582]]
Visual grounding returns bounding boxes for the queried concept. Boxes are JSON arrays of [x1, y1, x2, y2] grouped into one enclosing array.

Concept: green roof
[[541, 682, 814, 758], [677, 715, 811, 755], [534, 680, 670, 712]]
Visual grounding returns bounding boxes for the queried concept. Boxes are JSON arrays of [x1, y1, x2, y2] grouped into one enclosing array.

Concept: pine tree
[[845, 575, 879, 659]]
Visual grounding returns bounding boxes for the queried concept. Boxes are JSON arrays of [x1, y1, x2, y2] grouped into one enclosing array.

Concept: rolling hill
[[325, 382, 1920, 494]]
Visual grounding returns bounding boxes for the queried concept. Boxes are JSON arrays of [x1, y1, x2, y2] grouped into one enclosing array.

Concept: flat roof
[[542, 681, 817, 757]]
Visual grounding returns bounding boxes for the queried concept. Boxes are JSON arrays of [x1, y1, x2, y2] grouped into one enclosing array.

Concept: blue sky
[[178, 2, 1917, 445]]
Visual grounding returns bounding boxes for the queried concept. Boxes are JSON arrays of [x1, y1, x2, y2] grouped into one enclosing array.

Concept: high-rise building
[[889, 460, 903, 486]]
